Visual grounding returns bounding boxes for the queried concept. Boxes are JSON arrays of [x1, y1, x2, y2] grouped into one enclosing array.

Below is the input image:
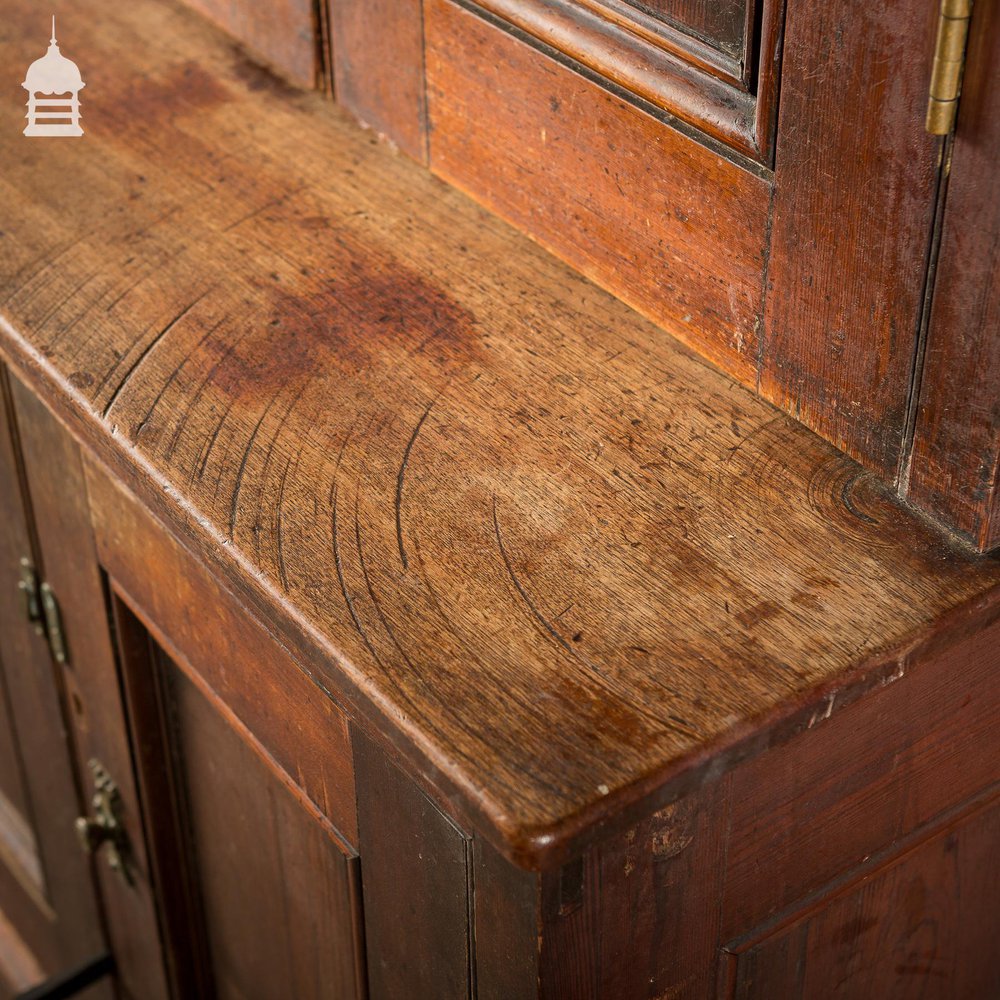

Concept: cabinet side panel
[[906, 0, 1000, 551], [354, 727, 471, 1000], [536, 600, 1000, 996], [726, 798, 1000, 1000], [723, 606, 1000, 938]]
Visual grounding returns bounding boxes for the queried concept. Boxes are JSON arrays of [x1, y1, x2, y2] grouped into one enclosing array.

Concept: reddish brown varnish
[[0, 0, 999, 995]]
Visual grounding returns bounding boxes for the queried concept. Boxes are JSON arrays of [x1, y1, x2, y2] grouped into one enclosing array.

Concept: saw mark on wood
[[101, 289, 212, 419], [396, 397, 436, 571], [193, 394, 238, 483], [229, 394, 279, 539], [275, 452, 294, 592], [492, 495, 581, 661], [135, 317, 226, 442], [163, 330, 244, 461]]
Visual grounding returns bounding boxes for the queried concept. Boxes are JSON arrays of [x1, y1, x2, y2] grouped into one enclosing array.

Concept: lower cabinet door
[[0, 368, 107, 996], [109, 595, 366, 1000], [724, 798, 1000, 998]]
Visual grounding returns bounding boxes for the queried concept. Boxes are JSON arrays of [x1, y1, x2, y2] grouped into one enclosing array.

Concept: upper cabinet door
[[461, 0, 778, 162], [0, 367, 107, 992], [331, 0, 946, 481]]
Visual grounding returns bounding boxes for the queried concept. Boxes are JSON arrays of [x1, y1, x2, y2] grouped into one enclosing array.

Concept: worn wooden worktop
[[2, 0, 999, 869]]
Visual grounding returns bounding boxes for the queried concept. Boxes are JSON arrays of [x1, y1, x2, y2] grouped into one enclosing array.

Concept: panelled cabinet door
[[7, 371, 172, 1000], [0, 367, 107, 994], [108, 596, 366, 1000]]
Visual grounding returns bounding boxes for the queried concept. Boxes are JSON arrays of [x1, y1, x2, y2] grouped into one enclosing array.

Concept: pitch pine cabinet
[[0, 0, 999, 997]]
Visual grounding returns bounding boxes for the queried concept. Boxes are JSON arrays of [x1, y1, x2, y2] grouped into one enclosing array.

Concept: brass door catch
[[926, 0, 972, 134], [17, 557, 68, 664], [18, 557, 44, 635], [39, 581, 68, 664], [75, 759, 133, 884]]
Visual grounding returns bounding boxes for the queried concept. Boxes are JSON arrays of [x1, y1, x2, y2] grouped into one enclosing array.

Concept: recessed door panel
[[110, 598, 365, 999], [628, 0, 749, 54], [724, 799, 1000, 999], [464, 0, 776, 161]]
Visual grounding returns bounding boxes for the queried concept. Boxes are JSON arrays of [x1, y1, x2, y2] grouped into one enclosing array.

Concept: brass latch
[[18, 557, 44, 634], [926, 0, 973, 134], [75, 759, 133, 884], [39, 581, 68, 664], [17, 557, 68, 664]]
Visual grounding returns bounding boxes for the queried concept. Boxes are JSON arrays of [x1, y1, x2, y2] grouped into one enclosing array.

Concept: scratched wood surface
[[1, 0, 999, 869]]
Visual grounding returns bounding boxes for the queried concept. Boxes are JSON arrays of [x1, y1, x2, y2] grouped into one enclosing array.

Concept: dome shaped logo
[[22, 16, 85, 137]]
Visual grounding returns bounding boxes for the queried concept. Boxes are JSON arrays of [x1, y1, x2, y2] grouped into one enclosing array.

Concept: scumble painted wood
[[0, 0, 998, 869]]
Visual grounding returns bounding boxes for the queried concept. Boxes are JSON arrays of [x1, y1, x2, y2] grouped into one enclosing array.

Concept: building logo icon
[[22, 17, 85, 137]]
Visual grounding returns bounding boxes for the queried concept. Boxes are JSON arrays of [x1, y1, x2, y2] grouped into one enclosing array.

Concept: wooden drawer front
[[84, 457, 358, 846]]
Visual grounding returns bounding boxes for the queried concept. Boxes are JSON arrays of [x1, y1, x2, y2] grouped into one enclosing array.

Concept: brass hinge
[[17, 558, 68, 664], [926, 0, 973, 135]]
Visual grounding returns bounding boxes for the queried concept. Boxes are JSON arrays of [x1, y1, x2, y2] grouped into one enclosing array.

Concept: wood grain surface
[[0, 0, 998, 869]]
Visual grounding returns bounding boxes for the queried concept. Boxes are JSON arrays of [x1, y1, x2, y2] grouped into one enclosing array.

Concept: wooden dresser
[[0, 0, 998, 997]]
